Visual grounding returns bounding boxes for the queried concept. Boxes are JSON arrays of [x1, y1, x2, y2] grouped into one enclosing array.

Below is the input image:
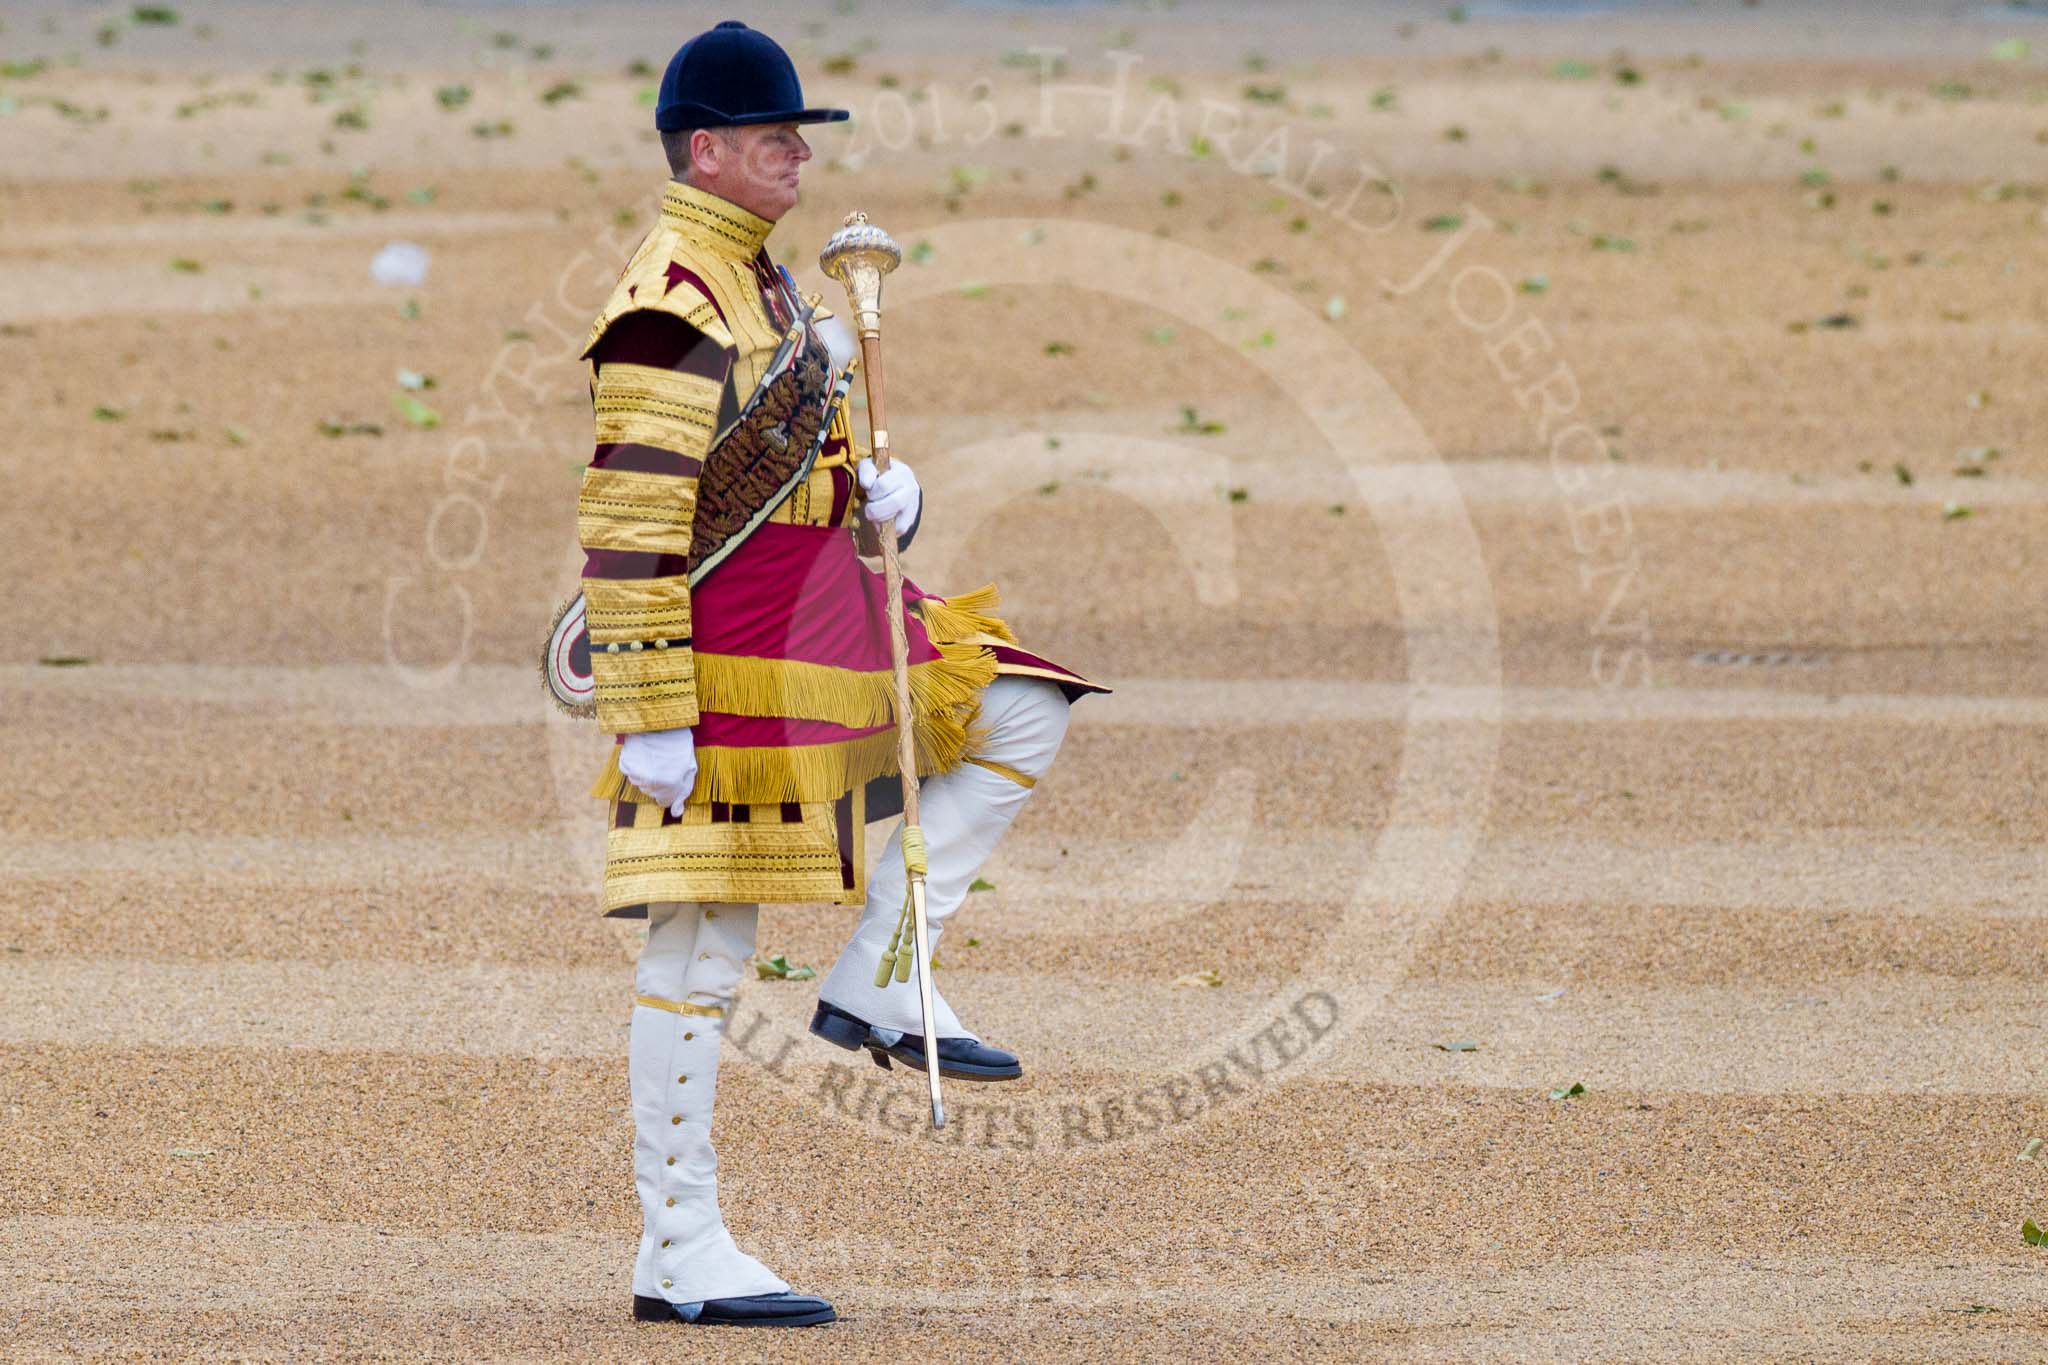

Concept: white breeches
[[630, 900, 788, 1305], [628, 677, 1068, 1303], [817, 675, 1071, 1038]]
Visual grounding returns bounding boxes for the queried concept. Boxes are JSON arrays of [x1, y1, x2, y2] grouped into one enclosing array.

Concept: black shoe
[[633, 1292, 836, 1327], [809, 1001, 1023, 1081]]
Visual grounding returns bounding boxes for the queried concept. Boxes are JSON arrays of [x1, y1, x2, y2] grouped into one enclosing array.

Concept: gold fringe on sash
[[590, 583, 1011, 806], [912, 583, 1019, 646], [590, 711, 988, 805], [691, 638, 997, 730]]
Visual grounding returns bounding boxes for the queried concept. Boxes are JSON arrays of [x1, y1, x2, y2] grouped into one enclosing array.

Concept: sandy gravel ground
[[3, 0, 2046, 1359]]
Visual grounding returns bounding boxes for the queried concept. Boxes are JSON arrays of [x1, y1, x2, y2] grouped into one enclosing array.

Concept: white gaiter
[[630, 900, 789, 1304]]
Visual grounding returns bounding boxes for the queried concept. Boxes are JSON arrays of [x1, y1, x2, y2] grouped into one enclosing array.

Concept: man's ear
[[691, 127, 721, 179]]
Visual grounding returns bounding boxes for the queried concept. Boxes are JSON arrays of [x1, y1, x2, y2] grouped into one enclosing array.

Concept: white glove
[[857, 456, 921, 531], [618, 727, 697, 817]]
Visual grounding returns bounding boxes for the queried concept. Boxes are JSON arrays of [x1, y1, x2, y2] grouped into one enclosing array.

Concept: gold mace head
[[818, 211, 900, 335]]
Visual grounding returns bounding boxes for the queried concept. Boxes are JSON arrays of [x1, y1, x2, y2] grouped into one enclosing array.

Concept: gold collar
[[658, 180, 774, 261]]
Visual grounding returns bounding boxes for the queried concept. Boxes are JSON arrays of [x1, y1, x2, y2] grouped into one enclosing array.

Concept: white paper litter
[[369, 241, 431, 288]]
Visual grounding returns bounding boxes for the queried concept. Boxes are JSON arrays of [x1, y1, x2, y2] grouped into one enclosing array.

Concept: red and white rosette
[[542, 593, 597, 718]]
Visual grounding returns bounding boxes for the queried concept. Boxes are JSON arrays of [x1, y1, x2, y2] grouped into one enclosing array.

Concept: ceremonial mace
[[819, 212, 945, 1130]]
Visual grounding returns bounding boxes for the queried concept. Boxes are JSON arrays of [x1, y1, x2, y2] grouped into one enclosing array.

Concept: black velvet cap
[[654, 20, 851, 132]]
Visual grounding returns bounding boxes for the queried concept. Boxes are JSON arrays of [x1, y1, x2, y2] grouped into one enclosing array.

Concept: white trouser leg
[[819, 676, 1070, 1037], [630, 900, 789, 1304]]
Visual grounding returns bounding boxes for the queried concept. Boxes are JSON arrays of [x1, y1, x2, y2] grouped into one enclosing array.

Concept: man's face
[[702, 122, 812, 222]]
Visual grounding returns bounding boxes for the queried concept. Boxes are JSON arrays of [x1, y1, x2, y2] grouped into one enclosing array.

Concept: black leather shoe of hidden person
[[808, 1000, 1023, 1081], [632, 1292, 836, 1327]]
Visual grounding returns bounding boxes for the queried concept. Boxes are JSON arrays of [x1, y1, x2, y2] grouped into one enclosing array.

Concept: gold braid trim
[[658, 180, 775, 260], [964, 755, 1037, 788], [577, 466, 696, 557], [633, 994, 726, 1018], [584, 574, 691, 645], [592, 363, 721, 453], [590, 645, 699, 732]]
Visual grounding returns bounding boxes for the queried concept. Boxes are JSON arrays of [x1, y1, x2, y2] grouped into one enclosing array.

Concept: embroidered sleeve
[[579, 310, 733, 733]]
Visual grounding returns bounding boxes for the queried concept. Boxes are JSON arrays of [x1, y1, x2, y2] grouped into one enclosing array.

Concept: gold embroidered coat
[[573, 181, 1098, 916]]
